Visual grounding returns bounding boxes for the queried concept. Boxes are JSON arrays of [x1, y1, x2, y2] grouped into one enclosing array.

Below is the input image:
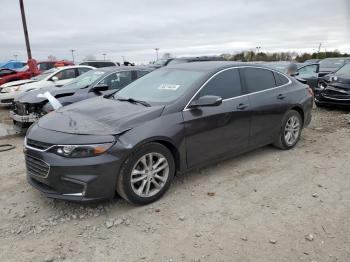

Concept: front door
[[183, 68, 251, 167]]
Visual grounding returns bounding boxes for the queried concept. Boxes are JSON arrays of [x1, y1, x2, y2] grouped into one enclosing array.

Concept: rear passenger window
[[198, 69, 242, 99], [244, 68, 276, 93], [273, 71, 289, 86]]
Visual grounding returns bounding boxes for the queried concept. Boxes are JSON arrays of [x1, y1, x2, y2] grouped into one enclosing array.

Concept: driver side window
[[197, 68, 242, 100], [98, 71, 132, 90], [52, 69, 76, 81]]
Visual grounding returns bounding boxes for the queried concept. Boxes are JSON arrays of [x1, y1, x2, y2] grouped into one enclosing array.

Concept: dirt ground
[[0, 105, 349, 262]]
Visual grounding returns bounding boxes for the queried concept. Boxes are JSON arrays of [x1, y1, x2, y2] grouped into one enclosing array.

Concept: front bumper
[[25, 143, 123, 202], [0, 92, 16, 105], [10, 110, 38, 123], [315, 87, 350, 107]]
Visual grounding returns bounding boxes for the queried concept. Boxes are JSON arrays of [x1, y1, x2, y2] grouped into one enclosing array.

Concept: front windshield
[[115, 69, 205, 103], [335, 63, 350, 75], [320, 59, 345, 69], [167, 59, 189, 65], [63, 69, 107, 88], [31, 68, 57, 81]]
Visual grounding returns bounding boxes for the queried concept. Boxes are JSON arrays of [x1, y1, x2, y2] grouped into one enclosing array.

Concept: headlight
[[52, 143, 114, 158], [9, 86, 21, 92], [318, 82, 326, 90]]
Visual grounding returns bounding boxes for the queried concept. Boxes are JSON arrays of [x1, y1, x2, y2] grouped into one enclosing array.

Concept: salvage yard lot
[[0, 106, 349, 262]]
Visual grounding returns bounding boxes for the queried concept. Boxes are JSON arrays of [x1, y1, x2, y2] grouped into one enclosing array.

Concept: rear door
[[242, 67, 290, 147], [183, 68, 251, 167]]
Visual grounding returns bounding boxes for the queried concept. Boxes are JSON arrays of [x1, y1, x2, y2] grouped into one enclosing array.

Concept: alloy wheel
[[284, 115, 300, 146], [130, 152, 169, 197]]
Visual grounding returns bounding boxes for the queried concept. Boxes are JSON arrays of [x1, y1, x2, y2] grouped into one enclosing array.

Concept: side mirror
[[189, 95, 222, 108], [51, 76, 59, 82], [90, 84, 109, 92]]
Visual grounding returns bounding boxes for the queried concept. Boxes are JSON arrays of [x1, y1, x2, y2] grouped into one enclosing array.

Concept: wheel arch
[[132, 137, 182, 172], [289, 105, 304, 127]]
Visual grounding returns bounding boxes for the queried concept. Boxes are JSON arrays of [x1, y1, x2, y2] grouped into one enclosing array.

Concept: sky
[[0, 0, 349, 64]]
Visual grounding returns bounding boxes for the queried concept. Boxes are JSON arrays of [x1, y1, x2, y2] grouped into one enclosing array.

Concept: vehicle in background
[[314, 62, 350, 108], [24, 62, 313, 203], [11, 66, 153, 130], [292, 63, 320, 91], [79, 60, 118, 68], [149, 58, 174, 68], [304, 59, 321, 64], [166, 56, 225, 66], [0, 65, 94, 105], [0, 68, 33, 86], [318, 57, 350, 77], [37, 60, 74, 72], [0, 60, 27, 70], [262, 61, 305, 74], [0, 59, 41, 88]]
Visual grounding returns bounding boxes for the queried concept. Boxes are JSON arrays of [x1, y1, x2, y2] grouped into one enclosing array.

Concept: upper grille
[[25, 155, 50, 178], [26, 138, 53, 150]]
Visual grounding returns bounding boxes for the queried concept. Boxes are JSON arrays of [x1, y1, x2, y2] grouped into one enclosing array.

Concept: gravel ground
[[0, 106, 349, 262]]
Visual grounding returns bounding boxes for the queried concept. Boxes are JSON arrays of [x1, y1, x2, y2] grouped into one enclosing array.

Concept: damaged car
[[0, 65, 94, 105], [24, 62, 313, 204], [11, 66, 153, 131], [314, 62, 350, 107]]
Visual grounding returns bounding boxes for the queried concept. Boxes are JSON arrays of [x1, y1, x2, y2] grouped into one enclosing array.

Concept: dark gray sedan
[[24, 62, 313, 204]]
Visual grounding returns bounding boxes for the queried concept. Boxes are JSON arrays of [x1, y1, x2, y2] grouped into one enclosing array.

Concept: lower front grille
[[26, 155, 50, 178], [1, 98, 14, 104]]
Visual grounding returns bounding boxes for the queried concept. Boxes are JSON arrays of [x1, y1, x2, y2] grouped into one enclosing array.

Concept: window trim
[[183, 66, 292, 111]]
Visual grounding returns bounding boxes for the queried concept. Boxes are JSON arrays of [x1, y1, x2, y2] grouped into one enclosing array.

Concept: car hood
[[1, 79, 36, 88], [16, 86, 80, 104], [334, 75, 350, 85], [37, 97, 165, 135]]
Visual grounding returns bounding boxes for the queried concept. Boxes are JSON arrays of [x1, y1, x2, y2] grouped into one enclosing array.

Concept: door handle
[[236, 103, 248, 110], [277, 94, 286, 100]]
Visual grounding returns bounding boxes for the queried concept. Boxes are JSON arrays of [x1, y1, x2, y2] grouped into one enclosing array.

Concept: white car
[[0, 65, 94, 105]]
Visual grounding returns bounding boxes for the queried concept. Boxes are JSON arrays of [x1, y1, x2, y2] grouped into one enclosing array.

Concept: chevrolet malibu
[[24, 62, 313, 204]]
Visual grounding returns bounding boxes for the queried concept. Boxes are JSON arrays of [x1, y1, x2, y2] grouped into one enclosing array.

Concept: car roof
[[165, 61, 276, 73]]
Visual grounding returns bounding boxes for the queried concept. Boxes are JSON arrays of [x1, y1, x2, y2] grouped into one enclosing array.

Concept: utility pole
[[256, 46, 261, 53], [317, 42, 322, 58], [154, 48, 159, 60], [102, 53, 107, 60], [19, 0, 32, 59], [70, 49, 75, 63], [13, 54, 18, 60], [122, 56, 125, 62]]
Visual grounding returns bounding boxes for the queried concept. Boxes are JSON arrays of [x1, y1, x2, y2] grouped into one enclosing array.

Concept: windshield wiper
[[117, 97, 151, 107]]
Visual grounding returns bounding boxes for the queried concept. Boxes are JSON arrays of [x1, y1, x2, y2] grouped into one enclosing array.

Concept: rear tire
[[116, 142, 175, 205], [273, 110, 302, 150]]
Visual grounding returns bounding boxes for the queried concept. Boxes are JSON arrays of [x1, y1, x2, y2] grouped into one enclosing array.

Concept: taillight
[[307, 86, 314, 97]]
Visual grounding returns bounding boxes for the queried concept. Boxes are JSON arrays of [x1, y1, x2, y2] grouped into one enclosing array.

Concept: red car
[[0, 59, 74, 86]]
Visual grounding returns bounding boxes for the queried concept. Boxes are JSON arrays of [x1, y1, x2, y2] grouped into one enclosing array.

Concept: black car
[[24, 62, 313, 204], [292, 63, 320, 91], [79, 60, 119, 68], [318, 57, 350, 77], [314, 63, 350, 107], [11, 66, 153, 130]]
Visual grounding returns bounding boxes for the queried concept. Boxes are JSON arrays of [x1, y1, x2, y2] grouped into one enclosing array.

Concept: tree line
[[219, 50, 349, 63]]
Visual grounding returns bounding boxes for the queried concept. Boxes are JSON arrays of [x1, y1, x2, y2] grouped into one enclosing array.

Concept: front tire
[[273, 110, 302, 150], [116, 142, 175, 205]]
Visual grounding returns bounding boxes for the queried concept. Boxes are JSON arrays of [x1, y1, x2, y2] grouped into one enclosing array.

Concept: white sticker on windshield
[[94, 71, 105, 75], [158, 83, 180, 90]]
